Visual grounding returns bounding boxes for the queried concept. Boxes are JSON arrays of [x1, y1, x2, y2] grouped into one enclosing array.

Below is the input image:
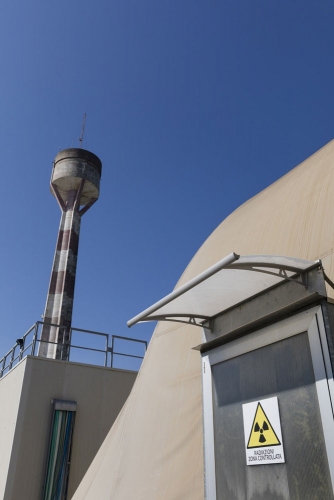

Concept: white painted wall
[[0, 356, 136, 499], [0, 362, 26, 500]]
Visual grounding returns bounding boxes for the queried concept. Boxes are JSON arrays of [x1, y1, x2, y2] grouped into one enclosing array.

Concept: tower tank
[[39, 148, 102, 359]]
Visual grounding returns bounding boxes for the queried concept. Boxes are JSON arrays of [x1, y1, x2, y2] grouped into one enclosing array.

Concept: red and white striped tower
[[39, 148, 102, 359]]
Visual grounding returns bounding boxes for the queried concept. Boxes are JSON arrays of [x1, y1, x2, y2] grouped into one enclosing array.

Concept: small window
[[43, 400, 77, 500]]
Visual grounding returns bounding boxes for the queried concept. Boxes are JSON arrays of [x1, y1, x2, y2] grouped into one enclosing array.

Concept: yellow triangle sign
[[247, 402, 281, 449]]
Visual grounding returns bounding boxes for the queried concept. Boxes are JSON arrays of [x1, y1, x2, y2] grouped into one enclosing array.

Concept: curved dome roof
[[73, 139, 334, 499], [179, 138, 334, 289]]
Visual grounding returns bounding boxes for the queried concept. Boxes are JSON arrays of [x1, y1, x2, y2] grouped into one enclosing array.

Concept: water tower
[[39, 148, 102, 359]]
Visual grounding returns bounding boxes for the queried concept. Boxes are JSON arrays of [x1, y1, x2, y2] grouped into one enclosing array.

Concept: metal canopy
[[127, 253, 321, 329]]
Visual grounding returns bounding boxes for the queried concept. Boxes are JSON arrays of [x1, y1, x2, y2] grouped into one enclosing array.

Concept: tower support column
[[39, 189, 82, 359]]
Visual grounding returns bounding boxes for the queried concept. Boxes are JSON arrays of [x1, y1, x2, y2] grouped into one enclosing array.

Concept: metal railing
[[0, 321, 147, 379]]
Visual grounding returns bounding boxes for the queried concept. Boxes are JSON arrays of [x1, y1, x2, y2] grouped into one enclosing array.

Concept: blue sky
[[1, 0, 334, 369]]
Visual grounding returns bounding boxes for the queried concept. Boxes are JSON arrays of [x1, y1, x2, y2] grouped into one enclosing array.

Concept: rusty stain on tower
[[39, 148, 102, 359]]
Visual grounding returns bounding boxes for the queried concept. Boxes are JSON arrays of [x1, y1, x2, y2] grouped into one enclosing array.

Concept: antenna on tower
[[79, 113, 87, 148]]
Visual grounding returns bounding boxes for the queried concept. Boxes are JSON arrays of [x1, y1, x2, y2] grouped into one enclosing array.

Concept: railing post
[[31, 322, 39, 356], [61, 327, 66, 360], [110, 336, 114, 368], [8, 347, 16, 370], [67, 328, 72, 361], [0, 356, 5, 378]]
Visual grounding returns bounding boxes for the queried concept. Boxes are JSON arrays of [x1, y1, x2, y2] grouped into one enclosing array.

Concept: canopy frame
[[127, 253, 322, 330]]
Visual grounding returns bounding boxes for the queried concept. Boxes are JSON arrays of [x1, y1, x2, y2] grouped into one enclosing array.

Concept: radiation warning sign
[[242, 397, 285, 465]]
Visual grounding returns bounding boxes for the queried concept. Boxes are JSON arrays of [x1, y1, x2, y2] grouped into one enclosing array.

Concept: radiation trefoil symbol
[[247, 402, 281, 449]]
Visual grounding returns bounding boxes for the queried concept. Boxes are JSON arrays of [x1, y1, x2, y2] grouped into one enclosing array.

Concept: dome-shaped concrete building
[[73, 140, 334, 499]]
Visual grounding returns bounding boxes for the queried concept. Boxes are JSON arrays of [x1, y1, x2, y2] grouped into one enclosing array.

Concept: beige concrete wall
[[0, 362, 26, 500], [2, 356, 136, 500], [73, 139, 334, 499], [73, 324, 203, 500]]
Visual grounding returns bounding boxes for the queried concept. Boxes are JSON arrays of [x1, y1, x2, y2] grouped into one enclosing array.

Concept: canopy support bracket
[[324, 271, 334, 291], [189, 317, 213, 332], [235, 266, 310, 289]]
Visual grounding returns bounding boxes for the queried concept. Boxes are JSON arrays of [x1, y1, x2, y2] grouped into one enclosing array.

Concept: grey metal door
[[211, 331, 333, 500]]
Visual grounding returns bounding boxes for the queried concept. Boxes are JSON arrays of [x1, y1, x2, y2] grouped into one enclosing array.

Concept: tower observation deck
[[39, 148, 102, 359]]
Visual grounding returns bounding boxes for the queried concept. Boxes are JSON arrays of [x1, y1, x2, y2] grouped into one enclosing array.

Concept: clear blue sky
[[1, 0, 334, 368]]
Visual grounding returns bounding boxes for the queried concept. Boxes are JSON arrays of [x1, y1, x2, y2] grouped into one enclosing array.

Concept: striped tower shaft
[[39, 186, 83, 359]]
